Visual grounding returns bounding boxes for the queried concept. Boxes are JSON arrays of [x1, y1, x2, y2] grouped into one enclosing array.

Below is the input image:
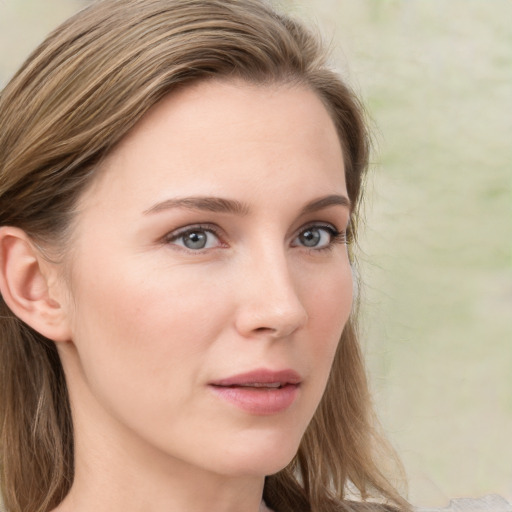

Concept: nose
[[234, 249, 308, 339]]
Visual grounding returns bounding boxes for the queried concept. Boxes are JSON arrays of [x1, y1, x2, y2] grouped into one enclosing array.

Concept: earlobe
[[0, 226, 72, 343]]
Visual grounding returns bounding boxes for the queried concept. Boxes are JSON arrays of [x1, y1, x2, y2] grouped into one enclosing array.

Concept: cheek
[[72, 254, 226, 340], [303, 257, 353, 335], [298, 258, 353, 389], [65, 257, 233, 416]]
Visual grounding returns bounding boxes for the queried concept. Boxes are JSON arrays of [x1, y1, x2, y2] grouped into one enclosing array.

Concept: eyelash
[[293, 223, 347, 252], [163, 222, 347, 253], [164, 223, 225, 252]]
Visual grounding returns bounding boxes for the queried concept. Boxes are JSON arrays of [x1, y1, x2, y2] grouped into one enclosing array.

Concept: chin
[[219, 454, 297, 479], [211, 428, 303, 477]]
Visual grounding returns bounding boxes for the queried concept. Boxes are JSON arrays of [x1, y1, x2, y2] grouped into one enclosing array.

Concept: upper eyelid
[[294, 221, 341, 235], [164, 223, 223, 240]]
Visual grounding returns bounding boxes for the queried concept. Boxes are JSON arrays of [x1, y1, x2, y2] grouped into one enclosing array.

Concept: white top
[[418, 495, 512, 512]]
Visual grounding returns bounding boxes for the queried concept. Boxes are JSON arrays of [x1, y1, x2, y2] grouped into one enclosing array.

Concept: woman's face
[[58, 80, 353, 478]]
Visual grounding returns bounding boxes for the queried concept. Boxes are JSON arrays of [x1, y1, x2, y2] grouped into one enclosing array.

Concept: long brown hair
[[0, 1, 409, 511]]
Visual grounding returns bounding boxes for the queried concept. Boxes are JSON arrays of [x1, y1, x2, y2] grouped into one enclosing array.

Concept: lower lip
[[209, 384, 299, 415]]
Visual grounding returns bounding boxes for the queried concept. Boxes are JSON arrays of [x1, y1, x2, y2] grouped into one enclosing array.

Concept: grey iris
[[184, 231, 207, 249], [300, 228, 321, 247]]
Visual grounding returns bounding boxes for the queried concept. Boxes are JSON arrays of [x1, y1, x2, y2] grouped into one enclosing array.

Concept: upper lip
[[210, 368, 302, 387]]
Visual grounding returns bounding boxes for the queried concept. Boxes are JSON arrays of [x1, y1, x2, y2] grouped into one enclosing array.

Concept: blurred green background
[[1, 0, 511, 507]]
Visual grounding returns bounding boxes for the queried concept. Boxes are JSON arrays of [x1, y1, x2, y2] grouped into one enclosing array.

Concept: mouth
[[210, 368, 301, 387], [208, 368, 301, 415], [226, 382, 284, 389]]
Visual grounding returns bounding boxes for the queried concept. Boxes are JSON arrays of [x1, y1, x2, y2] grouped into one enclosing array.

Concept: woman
[[0, 1, 409, 512]]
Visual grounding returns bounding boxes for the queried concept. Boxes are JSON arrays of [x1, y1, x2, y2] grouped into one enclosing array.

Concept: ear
[[0, 226, 72, 343]]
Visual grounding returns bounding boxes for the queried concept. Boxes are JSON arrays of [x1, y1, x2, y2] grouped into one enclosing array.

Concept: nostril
[[253, 326, 276, 334]]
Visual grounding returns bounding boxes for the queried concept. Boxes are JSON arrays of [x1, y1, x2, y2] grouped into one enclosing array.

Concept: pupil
[[301, 228, 320, 247], [184, 231, 207, 249]]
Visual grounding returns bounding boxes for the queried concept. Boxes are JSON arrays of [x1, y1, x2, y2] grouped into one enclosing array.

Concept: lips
[[210, 368, 301, 388], [209, 369, 301, 415]]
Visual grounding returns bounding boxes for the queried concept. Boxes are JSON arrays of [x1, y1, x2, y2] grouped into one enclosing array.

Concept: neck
[[54, 433, 267, 512], [52, 377, 268, 512]]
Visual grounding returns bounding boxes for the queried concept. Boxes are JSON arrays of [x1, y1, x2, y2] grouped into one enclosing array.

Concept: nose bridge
[[235, 238, 308, 338]]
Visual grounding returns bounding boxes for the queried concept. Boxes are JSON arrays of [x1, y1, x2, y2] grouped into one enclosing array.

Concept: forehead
[[79, 80, 346, 213]]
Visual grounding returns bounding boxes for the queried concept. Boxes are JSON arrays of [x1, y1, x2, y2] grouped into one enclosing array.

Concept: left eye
[[292, 225, 339, 249], [167, 227, 221, 250]]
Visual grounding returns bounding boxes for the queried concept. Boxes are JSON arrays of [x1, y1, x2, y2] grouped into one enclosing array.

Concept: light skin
[[0, 80, 353, 512]]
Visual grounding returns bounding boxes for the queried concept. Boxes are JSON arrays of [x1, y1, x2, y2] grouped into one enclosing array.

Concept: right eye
[[165, 226, 223, 251]]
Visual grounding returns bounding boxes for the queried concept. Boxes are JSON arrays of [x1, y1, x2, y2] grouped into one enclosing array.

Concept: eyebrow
[[143, 194, 351, 216], [143, 196, 250, 216], [299, 194, 351, 215]]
